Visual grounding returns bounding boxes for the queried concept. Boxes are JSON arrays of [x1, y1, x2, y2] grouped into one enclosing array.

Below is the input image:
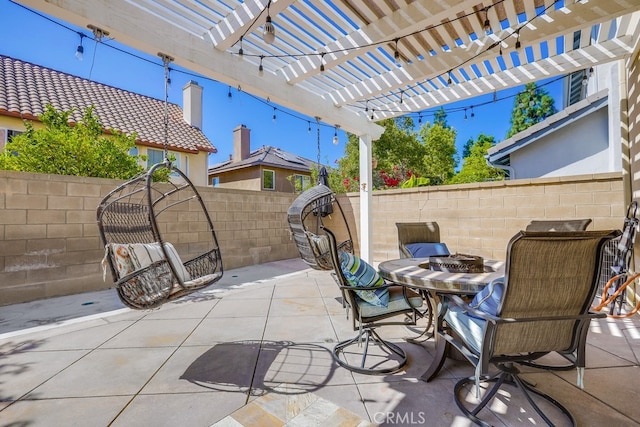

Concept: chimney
[[182, 80, 203, 129], [233, 124, 250, 162]]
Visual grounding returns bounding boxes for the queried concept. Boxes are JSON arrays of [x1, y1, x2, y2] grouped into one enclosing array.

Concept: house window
[[0, 129, 22, 151], [292, 174, 311, 192], [147, 148, 164, 167], [263, 169, 275, 190], [211, 176, 220, 187]]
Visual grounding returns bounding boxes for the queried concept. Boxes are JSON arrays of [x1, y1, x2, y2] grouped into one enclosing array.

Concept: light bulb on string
[[483, 7, 491, 35], [394, 39, 401, 66], [237, 36, 244, 60], [75, 33, 84, 61], [258, 56, 264, 76], [227, 86, 232, 101], [418, 115, 422, 125], [464, 108, 467, 120], [333, 125, 340, 145], [320, 53, 325, 72], [515, 31, 521, 49], [263, 1, 276, 44], [471, 106, 475, 119], [307, 121, 311, 134], [447, 71, 452, 85], [272, 107, 277, 123]]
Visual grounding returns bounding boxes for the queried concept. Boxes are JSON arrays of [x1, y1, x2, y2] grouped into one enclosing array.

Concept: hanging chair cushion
[[339, 252, 389, 307], [108, 242, 191, 282]]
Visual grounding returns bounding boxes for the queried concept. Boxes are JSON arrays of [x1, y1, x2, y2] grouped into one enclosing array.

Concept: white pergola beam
[[16, 0, 383, 139]]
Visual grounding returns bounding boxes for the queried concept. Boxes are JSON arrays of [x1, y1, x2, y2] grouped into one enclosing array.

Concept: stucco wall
[[510, 106, 611, 178]]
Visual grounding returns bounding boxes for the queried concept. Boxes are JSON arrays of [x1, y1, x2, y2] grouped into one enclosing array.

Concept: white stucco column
[[359, 134, 373, 263]]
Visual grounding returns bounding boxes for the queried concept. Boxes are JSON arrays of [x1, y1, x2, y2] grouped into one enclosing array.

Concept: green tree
[[433, 108, 449, 128], [420, 122, 457, 185], [506, 82, 557, 138], [332, 117, 427, 191], [0, 105, 150, 180], [449, 134, 505, 184]]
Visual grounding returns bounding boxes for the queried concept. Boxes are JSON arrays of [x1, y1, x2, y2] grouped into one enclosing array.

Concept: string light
[[333, 125, 340, 145], [483, 7, 491, 35], [237, 36, 244, 59], [399, 90, 404, 104], [370, 109, 375, 120], [394, 39, 400, 65], [258, 56, 264, 76], [320, 52, 325, 72], [227, 86, 232, 101], [272, 107, 277, 123], [75, 32, 84, 61], [447, 71, 452, 85], [471, 106, 475, 119], [464, 108, 467, 120], [515, 31, 521, 49], [307, 121, 311, 134], [263, 1, 276, 44]]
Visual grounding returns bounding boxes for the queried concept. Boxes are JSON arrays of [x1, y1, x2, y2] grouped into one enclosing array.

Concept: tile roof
[[0, 55, 216, 153], [208, 145, 316, 174]]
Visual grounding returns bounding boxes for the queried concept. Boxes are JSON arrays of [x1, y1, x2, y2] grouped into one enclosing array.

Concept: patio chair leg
[[453, 362, 577, 427], [406, 291, 434, 343], [333, 328, 408, 375]]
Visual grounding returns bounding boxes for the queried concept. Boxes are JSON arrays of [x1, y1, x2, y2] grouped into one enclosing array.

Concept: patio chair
[[525, 218, 592, 231], [426, 230, 618, 426], [323, 226, 423, 374], [396, 222, 449, 258], [396, 221, 448, 341]]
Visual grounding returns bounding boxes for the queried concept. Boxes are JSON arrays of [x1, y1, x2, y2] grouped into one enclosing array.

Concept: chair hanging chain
[[158, 53, 174, 162], [315, 116, 321, 168]]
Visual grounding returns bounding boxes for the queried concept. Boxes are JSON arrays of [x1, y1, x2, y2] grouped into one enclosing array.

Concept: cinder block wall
[[333, 172, 624, 262], [0, 170, 299, 305], [0, 170, 625, 305]]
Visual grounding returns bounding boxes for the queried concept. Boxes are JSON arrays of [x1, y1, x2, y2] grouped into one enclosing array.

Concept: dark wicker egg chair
[[97, 160, 223, 310], [286, 184, 353, 270]]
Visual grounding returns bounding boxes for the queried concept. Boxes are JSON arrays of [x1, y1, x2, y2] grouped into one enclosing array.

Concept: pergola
[[19, 0, 640, 261]]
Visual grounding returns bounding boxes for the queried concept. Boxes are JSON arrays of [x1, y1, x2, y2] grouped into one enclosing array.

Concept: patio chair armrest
[[445, 294, 501, 322]]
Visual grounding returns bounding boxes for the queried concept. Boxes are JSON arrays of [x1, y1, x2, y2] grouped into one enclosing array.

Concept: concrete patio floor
[[1, 258, 640, 426]]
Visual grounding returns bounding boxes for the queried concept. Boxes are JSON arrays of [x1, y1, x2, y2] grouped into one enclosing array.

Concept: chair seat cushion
[[405, 242, 450, 258], [358, 287, 423, 318], [444, 306, 485, 354], [109, 242, 191, 282], [469, 279, 504, 317], [339, 252, 389, 307]]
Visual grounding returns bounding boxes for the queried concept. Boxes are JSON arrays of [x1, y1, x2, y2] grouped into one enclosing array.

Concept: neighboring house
[[486, 61, 624, 180], [208, 124, 316, 192], [0, 55, 216, 186]]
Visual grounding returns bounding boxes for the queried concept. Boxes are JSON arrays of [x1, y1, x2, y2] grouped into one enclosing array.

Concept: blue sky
[[1, 0, 564, 168]]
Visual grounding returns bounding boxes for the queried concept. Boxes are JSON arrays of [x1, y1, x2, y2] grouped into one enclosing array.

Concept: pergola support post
[[359, 134, 373, 263]]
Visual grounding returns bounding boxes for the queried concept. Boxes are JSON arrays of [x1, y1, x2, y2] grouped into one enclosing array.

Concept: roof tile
[[0, 55, 216, 153]]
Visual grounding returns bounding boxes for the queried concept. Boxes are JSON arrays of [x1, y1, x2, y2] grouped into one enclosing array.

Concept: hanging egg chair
[[287, 184, 353, 270], [96, 54, 223, 309]]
